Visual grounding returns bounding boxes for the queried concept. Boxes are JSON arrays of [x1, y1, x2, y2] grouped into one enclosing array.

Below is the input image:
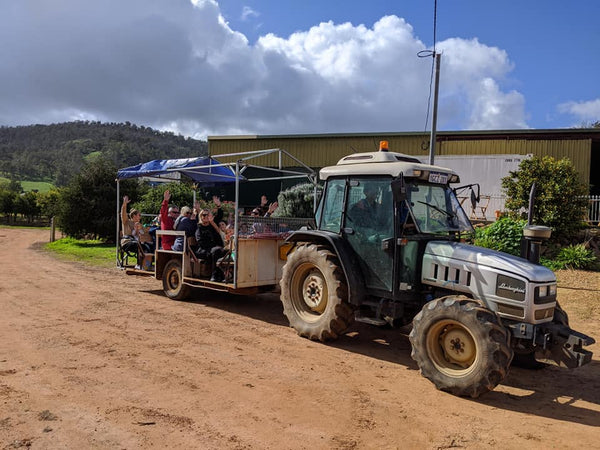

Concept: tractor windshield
[[405, 182, 473, 234]]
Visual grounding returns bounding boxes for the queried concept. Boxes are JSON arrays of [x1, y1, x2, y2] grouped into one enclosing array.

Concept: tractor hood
[[424, 241, 556, 283]]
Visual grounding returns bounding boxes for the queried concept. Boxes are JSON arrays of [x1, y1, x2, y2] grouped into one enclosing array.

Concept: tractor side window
[[320, 179, 345, 233], [346, 178, 392, 234]]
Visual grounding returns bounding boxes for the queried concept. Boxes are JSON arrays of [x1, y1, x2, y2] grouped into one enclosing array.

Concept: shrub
[[550, 244, 598, 270], [275, 183, 322, 218], [473, 217, 526, 256], [501, 156, 588, 239]]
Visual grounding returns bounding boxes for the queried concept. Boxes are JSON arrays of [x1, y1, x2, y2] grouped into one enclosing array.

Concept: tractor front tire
[[280, 244, 354, 342], [162, 259, 191, 300], [410, 296, 513, 398]]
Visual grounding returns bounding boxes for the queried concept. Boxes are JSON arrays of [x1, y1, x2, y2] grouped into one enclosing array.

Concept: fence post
[[50, 216, 56, 242]]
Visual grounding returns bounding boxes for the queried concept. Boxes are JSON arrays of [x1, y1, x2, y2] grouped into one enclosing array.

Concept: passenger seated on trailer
[[250, 202, 278, 234], [120, 195, 141, 255], [195, 208, 227, 282], [133, 221, 155, 253], [172, 203, 199, 252], [218, 220, 229, 246], [159, 190, 178, 250]]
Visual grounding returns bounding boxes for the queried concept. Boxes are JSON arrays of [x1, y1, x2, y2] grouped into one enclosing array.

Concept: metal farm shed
[[208, 129, 600, 196]]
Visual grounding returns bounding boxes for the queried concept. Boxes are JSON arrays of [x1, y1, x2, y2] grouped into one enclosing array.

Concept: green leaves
[[474, 217, 526, 256], [274, 183, 322, 218], [551, 244, 597, 270], [501, 156, 588, 239]]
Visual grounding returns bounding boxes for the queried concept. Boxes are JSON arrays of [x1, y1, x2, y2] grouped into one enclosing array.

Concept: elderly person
[[172, 203, 199, 252]]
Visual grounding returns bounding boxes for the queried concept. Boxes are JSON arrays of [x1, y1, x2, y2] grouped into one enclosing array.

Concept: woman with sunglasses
[[195, 199, 226, 282]]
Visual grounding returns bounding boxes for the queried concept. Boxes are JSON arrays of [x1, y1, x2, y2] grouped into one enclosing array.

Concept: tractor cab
[[313, 144, 471, 299]]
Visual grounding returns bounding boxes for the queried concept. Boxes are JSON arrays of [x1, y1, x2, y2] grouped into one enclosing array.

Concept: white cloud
[[0, 1, 528, 137], [241, 6, 260, 21], [558, 98, 600, 123]]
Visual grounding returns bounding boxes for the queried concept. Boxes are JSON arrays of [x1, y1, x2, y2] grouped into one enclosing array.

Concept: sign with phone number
[[428, 172, 448, 184]]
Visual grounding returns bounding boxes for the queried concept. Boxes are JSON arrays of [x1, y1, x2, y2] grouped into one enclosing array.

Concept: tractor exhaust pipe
[[522, 225, 551, 264], [521, 182, 551, 264]]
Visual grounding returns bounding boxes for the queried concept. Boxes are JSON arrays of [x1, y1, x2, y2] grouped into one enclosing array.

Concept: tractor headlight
[[538, 285, 548, 297], [534, 283, 557, 304]]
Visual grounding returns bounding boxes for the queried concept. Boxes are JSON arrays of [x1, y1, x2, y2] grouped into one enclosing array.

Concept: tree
[[13, 192, 40, 223], [501, 156, 588, 239], [57, 154, 138, 240], [0, 188, 16, 223], [36, 189, 62, 219], [132, 182, 194, 220]]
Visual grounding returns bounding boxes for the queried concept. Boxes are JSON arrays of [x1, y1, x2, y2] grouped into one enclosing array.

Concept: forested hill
[[0, 121, 208, 186]]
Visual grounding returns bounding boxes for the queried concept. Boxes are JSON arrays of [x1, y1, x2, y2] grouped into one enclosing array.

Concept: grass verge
[[44, 237, 116, 268]]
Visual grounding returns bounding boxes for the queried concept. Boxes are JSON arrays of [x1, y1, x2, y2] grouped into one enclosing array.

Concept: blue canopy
[[117, 156, 241, 184]]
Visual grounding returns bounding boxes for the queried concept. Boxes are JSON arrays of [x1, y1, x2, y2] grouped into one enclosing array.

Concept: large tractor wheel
[[162, 259, 191, 300], [409, 296, 513, 398], [280, 243, 354, 342]]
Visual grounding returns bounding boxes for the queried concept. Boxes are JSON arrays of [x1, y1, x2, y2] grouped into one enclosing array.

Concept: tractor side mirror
[[391, 175, 406, 202]]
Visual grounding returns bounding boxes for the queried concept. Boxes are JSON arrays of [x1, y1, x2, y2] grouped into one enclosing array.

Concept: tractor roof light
[[379, 140, 389, 152]]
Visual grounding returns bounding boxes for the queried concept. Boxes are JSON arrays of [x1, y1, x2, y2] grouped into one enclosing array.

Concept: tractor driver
[[348, 183, 382, 229]]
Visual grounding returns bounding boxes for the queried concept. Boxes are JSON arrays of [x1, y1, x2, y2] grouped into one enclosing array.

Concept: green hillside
[[0, 121, 208, 187]]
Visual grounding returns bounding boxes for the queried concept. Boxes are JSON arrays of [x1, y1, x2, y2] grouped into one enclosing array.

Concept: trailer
[[116, 149, 317, 295]]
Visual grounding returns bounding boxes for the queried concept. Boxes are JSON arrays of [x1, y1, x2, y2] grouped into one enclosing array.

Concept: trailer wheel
[[280, 243, 353, 342], [410, 296, 513, 398], [162, 259, 191, 300]]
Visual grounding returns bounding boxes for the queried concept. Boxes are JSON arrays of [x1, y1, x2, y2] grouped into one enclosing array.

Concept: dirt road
[[0, 228, 599, 449]]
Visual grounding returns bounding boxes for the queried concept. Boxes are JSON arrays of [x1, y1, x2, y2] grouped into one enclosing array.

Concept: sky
[[1, 0, 599, 139]]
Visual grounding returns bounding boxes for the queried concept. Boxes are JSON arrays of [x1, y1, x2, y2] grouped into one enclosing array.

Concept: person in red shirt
[[160, 190, 178, 250]]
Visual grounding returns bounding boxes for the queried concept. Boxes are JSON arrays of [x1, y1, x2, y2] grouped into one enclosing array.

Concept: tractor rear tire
[[162, 259, 191, 300], [410, 296, 513, 398], [280, 243, 354, 342]]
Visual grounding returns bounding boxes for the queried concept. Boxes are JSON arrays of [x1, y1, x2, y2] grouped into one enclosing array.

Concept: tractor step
[[355, 314, 387, 326]]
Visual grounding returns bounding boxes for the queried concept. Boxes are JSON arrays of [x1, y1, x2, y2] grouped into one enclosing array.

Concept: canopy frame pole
[[233, 160, 240, 288], [116, 180, 121, 267]]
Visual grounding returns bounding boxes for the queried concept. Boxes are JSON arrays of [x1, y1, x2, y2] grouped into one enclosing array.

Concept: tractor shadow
[[143, 287, 417, 367], [142, 288, 599, 426], [480, 360, 600, 426]]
